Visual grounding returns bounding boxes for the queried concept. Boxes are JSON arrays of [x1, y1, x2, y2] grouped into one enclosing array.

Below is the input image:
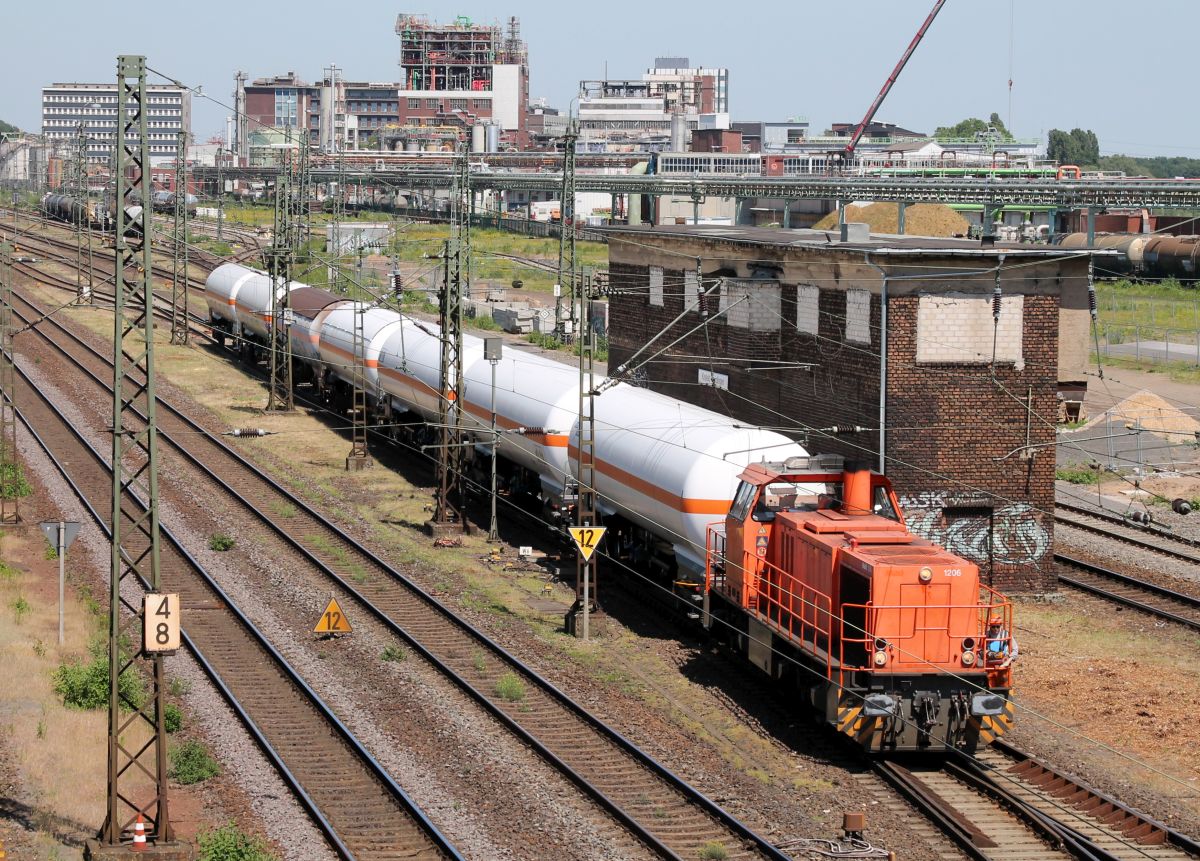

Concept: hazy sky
[[5, 0, 1196, 157]]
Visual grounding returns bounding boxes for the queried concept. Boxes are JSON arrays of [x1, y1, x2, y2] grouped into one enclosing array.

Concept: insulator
[[231, 427, 268, 437], [1087, 284, 1098, 319], [992, 285, 1003, 322]]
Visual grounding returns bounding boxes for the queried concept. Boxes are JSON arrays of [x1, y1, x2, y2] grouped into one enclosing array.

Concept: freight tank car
[[1056, 231, 1200, 280], [205, 262, 1015, 752], [705, 455, 1013, 752]]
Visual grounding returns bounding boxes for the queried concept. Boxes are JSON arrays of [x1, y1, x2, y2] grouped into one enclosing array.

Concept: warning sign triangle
[[314, 598, 352, 634], [568, 526, 606, 562]]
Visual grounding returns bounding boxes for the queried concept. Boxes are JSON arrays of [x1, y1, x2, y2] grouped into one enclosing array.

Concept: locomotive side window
[[729, 481, 756, 522], [872, 486, 899, 521]]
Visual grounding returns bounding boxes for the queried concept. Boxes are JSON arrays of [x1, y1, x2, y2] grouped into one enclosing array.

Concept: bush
[[53, 639, 144, 710], [11, 595, 30, 622], [164, 702, 183, 733], [208, 533, 235, 552], [198, 823, 276, 861], [0, 461, 32, 500], [170, 739, 220, 785], [699, 842, 728, 861], [197, 823, 277, 861], [1055, 464, 1101, 485], [495, 671, 525, 702]]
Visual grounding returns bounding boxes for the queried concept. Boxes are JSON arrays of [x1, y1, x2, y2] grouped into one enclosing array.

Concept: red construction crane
[[843, 0, 947, 157]]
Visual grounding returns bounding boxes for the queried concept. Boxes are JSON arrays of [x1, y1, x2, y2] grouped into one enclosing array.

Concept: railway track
[[1053, 554, 1200, 632], [6, 346, 459, 860], [1055, 501, 1200, 566], [876, 740, 1200, 861], [9, 283, 794, 860]]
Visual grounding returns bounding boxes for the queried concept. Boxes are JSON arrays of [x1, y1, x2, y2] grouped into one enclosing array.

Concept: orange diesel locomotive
[[704, 454, 1014, 752]]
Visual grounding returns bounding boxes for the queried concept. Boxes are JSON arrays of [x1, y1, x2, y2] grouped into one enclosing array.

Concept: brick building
[[604, 224, 1094, 593]]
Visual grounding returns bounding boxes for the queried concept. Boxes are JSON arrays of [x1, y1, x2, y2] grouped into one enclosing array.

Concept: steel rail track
[[1055, 502, 1200, 566], [1054, 554, 1200, 632], [10, 286, 794, 861], [6, 350, 460, 861]]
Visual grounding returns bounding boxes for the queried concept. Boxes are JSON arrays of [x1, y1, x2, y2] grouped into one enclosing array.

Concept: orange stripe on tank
[[568, 444, 729, 515]]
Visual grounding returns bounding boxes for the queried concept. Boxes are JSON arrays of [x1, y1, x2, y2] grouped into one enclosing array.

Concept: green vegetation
[[934, 113, 1013, 140], [1091, 352, 1200, 386], [53, 638, 144, 710], [44, 539, 58, 560], [0, 559, 16, 581], [164, 702, 184, 733], [11, 595, 30, 622], [1055, 463, 1102, 485], [494, 671, 526, 702], [169, 739, 221, 785], [268, 500, 297, 519], [0, 119, 18, 134], [699, 841, 729, 860], [381, 644, 407, 663], [169, 676, 192, 697], [0, 461, 32, 500], [208, 533, 236, 552], [197, 823, 277, 861], [1047, 128, 1100, 166], [1098, 154, 1200, 179]]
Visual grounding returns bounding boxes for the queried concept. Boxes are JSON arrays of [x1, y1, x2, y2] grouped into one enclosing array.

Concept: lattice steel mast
[[0, 241, 18, 524], [73, 126, 90, 303], [567, 268, 600, 638], [430, 144, 469, 531], [265, 141, 299, 412], [555, 120, 578, 340], [103, 54, 172, 847], [170, 130, 189, 345]]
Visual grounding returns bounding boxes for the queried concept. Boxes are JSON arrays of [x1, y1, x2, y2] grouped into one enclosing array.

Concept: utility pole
[[430, 144, 469, 533], [0, 241, 19, 524], [346, 299, 372, 470], [484, 337, 502, 542], [170, 130, 189, 345], [555, 119, 578, 341], [102, 53, 173, 849], [265, 146, 296, 412], [567, 267, 600, 638], [215, 147, 224, 242], [73, 124, 90, 303], [329, 145, 346, 293]]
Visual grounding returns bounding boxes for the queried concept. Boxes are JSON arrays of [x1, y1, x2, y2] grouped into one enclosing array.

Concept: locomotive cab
[[704, 454, 1014, 752]]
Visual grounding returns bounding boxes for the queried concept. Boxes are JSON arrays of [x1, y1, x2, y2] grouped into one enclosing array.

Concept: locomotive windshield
[[749, 481, 842, 522]]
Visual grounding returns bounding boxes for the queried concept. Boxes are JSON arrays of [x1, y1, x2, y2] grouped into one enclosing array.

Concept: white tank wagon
[[209, 268, 807, 577], [204, 262, 299, 348]]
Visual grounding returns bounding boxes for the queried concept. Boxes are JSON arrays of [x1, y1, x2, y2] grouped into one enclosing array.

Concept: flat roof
[[603, 224, 1108, 258]]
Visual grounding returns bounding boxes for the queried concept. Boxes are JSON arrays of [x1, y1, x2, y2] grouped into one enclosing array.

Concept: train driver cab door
[[838, 565, 872, 670]]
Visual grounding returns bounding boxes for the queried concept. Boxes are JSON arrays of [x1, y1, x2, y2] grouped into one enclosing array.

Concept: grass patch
[[170, 739, 220, 785], [197, 822, 277, 861], [0, 559, 16, 581], [53, 639, 144, 710], [164, 702, 183, 733], [699, 842, 729, 860], [78, 584, 102, 618], [208, 533, 236, 552], [11, 595, 30, 623], [1092, 351, 1200, 385], [494, 671, 526, 702], [44, 539, 58, 560], [169, 676, 192, 697], [268, 500, 297, 519], [472, 651, 487, 673], [381, 644, 406, 663], [1056, 463, 1102, 485]]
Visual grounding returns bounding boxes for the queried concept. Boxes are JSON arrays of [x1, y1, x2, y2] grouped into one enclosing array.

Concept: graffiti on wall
[[899, 493, 1051, 567]]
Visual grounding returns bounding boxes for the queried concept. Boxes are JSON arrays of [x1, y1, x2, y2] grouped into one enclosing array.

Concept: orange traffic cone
[[131, 813, 147, 852]]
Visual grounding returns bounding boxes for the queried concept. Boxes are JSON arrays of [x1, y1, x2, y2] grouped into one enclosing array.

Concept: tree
[[0, 119, 18, 134], [934, 112, 1012, 140], [1047, 128, 1100, 166]]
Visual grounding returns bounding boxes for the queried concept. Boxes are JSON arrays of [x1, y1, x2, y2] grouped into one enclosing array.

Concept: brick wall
[[607, 236, 1070, 594]]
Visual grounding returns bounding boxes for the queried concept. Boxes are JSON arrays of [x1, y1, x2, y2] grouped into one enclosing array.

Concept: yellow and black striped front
[[970, 697, 1015, 745]]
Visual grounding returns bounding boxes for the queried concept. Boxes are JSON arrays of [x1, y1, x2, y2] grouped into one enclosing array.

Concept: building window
[[274, 88, 298, 128], [408, 98, 421, 109], [472, 98, 488, 110], [796, 284, 819, 334], [449, 98, 466, 111], [648, 266, 664, 307], [426, 98, 439, 110], [684, 268, 700, 312], [845, 289, 871, 345], [915, 292, 1024, 367]]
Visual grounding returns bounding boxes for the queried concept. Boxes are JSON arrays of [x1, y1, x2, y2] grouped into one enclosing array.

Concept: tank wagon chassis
[[205, 263, 1015, 753]]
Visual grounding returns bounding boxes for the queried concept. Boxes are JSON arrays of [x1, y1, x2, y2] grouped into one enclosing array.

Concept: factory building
[[604, 224, 1094, 594], [235, 14, 529, 158], [578, 58, 729, 151], [41, 82, 191, 163]]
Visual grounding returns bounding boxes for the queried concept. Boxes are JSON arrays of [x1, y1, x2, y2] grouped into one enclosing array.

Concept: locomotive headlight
[[961, 650, 977, 667], [873, 650, 888, 667], [918, 567, 933, 583]]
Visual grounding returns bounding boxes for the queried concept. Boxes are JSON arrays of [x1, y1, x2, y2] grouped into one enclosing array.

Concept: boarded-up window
[[648, 266, 664, 306], [916, 292, 1024, 368], [845, 289, 871, 344], [684, 268, 700, 312], [796, 284, 819, 334], [719, 279, 781, 331]]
